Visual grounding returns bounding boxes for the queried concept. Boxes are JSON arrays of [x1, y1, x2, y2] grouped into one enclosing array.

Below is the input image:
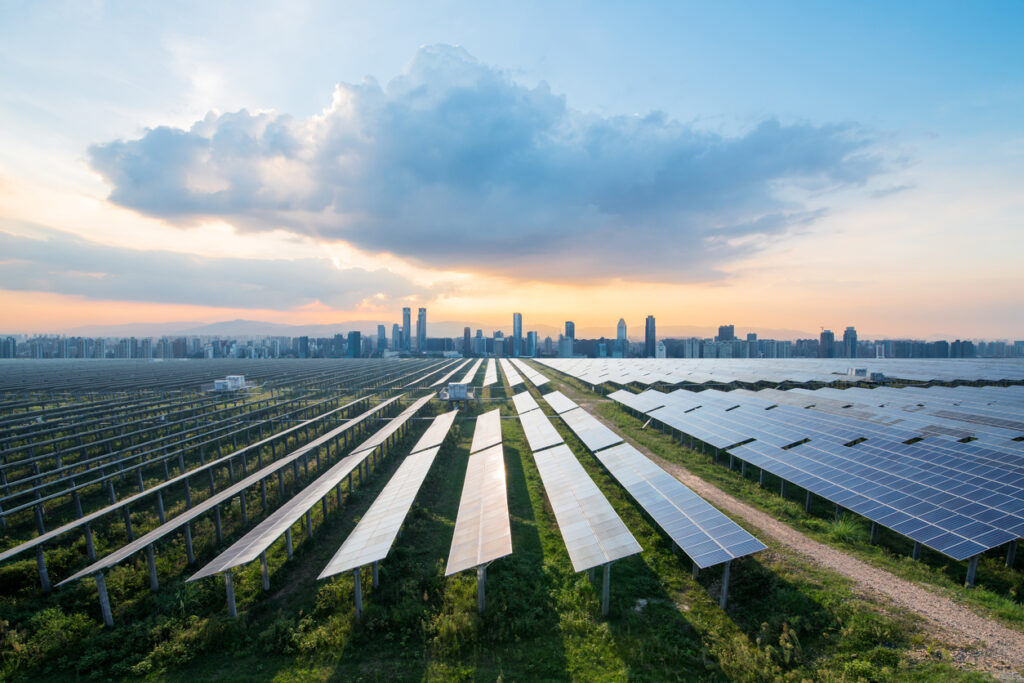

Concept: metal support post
[[805, 491, 812, 512], [719, 561, 732, 610], [95, 573, 114, 627], [285, 528, 293, 559], [692, 563, 699, 580], [1007, 540, 1017, 568], [184, 524, 194, 564], [146, 544, 159, 591], [261, 479, 268, 510], [965, 555, 979, 587], [780, 480, 786, 497], [835, 504, 842, 522], [214, 504, 223, 544], [240, 491, 248, 525], [305, 509, 313, 537], [477, 565, 486, 615], [759, 468, 765, 486], [911, 542, 922, 560], [35, 545, 51, 594], [225, 571, 237, 618], [260, 551, 270, 590], [353, 568, 363, 620], [372, 560, 379, 588], [601, 563, 611, 616], [870, 522, 879, 544], [156, 490, 166, 524]]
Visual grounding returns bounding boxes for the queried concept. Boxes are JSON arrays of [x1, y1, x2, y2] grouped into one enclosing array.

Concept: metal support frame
[[805, 491, 812, 512], [1007, 540, 1017, 568], [870, 522, 879, 544], [601, 563, 611, 616], [353, 567, 363, 620], [719, 561, 731, 609], [285, 527, 294, 559], [965, 555, 979, 587], [260, 551, 270, 590], [225, 570, 237, 617], [911, 542, 922, 560], [372, 560, 379, 588], [95, 572, 114, 627], [146, 543, 159, 591], [477, 565, 487, 615]]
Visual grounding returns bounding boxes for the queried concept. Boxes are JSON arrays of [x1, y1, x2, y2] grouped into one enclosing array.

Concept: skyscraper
[[417, 307, 427, 352], [717, 324, 735, 342], [377, 324, 386, 352], [645, 315, 656, 357], [347, 331, 361, 358], [616, 318, 627, 357], [843, 326, 858, 359], [565, 321, 575, 339], [402, 307, 411, 351], [820, 329, 836, 358], [527, 331, 538, 356], [512, 312, 522, 357], [392, 323, 401, 351], [463, 326, 471, 356]]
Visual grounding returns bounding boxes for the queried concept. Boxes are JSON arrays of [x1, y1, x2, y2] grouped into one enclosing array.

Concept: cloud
[[88, 44, 886, 281], [0, 224, 432, 309]]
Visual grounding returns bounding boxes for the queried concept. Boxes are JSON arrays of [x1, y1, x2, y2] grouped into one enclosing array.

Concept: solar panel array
[[431, 359, 472, 387], [470, 410, 503, 454], [541, 392, 765, 568], [447, 444, 513, 575], [510, 358, 550, 386], [187, 395, 432, 582], [482, 360, 498, 387], [320, 410, 458, 579], [62, 394, 407, 586], [458, 359, 484, 385], [539, 357, 1024, 386], [499, 359, 524, 387], [610, 384, 1024, 562]]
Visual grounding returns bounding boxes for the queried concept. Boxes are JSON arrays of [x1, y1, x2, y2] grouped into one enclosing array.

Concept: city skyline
[[1, 3, 1022, 338]]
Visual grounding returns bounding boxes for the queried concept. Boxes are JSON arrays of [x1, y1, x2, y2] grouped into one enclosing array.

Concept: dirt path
[[564, 391, 1024, 679]]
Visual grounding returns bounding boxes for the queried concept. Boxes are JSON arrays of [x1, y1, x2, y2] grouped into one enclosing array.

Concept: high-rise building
[[463, 327, 471, 355], [526, 331, 538, 356], [402, 307, 411, 351], [565, 321, 575, 339], [377, 325, 386, 352], [717, 324, 735, 342], [416, 307, 427, 352], [820, 329, 836, 358], [391, 324, 401, 350], [347, 331, 361, 358], [645, 315, 656, 357], [843, 326, 858, 359], [616, 318, 627, 356], [512, 312, 522, 357]]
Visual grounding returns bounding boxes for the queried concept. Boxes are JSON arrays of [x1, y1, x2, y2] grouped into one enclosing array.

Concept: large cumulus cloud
[[89, 44, 884, 281], [0, 225, 430, 309]]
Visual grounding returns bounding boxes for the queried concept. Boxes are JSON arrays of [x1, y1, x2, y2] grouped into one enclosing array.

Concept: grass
[[538, 367, 1024, 634], [0, 374, 1008, 681]]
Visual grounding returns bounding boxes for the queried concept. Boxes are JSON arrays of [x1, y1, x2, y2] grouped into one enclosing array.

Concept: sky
[[1, 0, 1022, 340]]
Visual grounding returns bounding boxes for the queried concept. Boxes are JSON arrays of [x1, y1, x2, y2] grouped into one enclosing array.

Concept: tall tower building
[[565, 321, 575, 339], [717, 324, 735, 342], [377, 324, 386, 352], [616, 318, 627, 356], [820, 329, 836, 358], [645, 315, 656, 357], [417, 307, 427, 352], [843, 326, 858, 359], [512, 312, 523, 357], [391, 323, 401, 351], [402, 307, 411, 351], [463, 327, 472, 356]]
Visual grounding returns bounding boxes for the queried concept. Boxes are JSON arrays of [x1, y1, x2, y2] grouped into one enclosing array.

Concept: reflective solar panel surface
[[410, 409, 458, 454], [431, 359, 472, 387], [458, 359, 484, 385], [541, 390, 578, 415], [482, 360, 498, 387], [499, 359, 524, 387], [518, 407, 565, 452], [446, 444, 513, 575], [320, 446, 442, 578], [532, 444, 642, 572], [62, 394, 404, 586], [558, 407, 623, 452], [471, 410, 502, 454], [595, 443, 766, 567], [512, 391, 540, 415], [510, 358, 550, 386]]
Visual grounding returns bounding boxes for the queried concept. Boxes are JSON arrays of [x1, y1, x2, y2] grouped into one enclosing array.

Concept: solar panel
[[482, 360, 498, 387], [541, 390, 578, 415], [510, 358, 550, 386], [320, 445, 442, 578], [431, 359, 472, 387], [458, 359, 484, 385], [608, 389, 667, 414], [471, 410, 502, 454], [186, 396, 432, 582], [499, 359, 524, 387], [512, 391, 540, 415], [532, 444, 642, 572], [59, 395, 405, 587], [558, 407, 623, 452], [350, 395, 436, 456], [446, 444, 512, 575], [595, 443, 765, 567], [410, 409, 459, 454], [518, 408, 564, 452]]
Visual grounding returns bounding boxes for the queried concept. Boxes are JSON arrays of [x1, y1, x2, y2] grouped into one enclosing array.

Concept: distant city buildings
[[402, 307, 411, 351], [513, 312, 522, 357], [565, 320, 575, 340], [417, 307, 427, 352], [645, 315, 656, 357]]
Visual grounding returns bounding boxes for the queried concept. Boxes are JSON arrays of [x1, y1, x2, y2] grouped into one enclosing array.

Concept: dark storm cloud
[[88, 45, 885, 281]]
